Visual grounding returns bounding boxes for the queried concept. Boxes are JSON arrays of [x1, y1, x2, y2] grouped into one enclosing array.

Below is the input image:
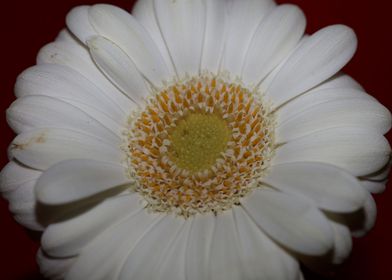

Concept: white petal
[[330, 221, 352, 264], [242, 4, 306, 85], [15, 64, 125, 134], [274, 127, 391, 176], [267, 25, 358, 108], [0, 161, 41, 192], [37, 249, 76, 280], [361, 180, 387, 194], [36, 159, 131, 205], [154, 0, 205, 76], [209, 211, 243, 280], [118, 216, 185, 280], [87, 36, 150, 105], [264, 162, 367, 213], [155, 221, 192, 280], [37, 40, 135, 113], [42, 194, 142, 257], [308, 73, 364, 92], [222, 0, 276, 76], [233, 207, 300, 279], [352, 192, 377, 238], [242, 188, 334, 256], [360, 160, 391, 193], [277, 88, 375, 125], [89, 4, 172, 86], [277, 98, 391, 142], [7, 96, 120, 144], [66, 210, 162, 280], [66, 6, 96, 43], [201, 0, 227, 73], [132, 0, 175, 74], [10, 127, 122, 172], [186, 214, 215, 280]]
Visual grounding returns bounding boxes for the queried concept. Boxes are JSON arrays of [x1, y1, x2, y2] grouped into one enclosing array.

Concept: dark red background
[[1, 0, 391, 279]]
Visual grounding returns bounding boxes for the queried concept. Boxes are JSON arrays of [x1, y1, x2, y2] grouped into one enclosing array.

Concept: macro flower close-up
[[1, 0, 391, 279]]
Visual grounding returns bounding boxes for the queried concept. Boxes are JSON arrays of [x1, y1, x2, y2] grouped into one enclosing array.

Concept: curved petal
[[36, 159, 132, 205], [9, 128, 122, 171], [7, 96, 120, 144], [242, 4, 306, 85], [308, 73, 364, 92], [242, 188, 334, 256], [66, 6, 96, 43], [233, 207, 300, 279], [42, 194, 142, 257], [274, 127, 391, 176], [118, 216, 185, 280], [87, 36, 150, 106], [277, 98, 391, 142], [132, 0, 175, 74], [277, 88, 375, 125], [330, 221, 352, 264], [266, 25, 358, 109], [352, 192, 377, 238], [89, 4, 172, 86], [37, 40, 135, 114], [222, 0, 276, 76], [37, 249, 76, 280], [154, 0, 206, 76], [201, 0, 227, 73], [263, 162, 367, 213], [186, 214, 215, 280], [0, 161, 41, 193], [65, 210, 162, 280]]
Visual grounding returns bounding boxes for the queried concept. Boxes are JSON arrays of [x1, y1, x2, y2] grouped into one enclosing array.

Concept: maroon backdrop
[[0, 0, 391, 279]]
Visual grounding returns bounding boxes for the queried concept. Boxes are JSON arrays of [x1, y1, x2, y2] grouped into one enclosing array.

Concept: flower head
[[1, 0, 391, 279]]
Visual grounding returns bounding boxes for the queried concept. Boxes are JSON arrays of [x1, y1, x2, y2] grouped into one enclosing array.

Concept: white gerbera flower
[[1, 0, 391, 279]]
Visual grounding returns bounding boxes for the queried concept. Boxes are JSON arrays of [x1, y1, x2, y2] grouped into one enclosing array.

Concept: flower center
[[126, 74, 275, 217], [168, 113, 230, 173]]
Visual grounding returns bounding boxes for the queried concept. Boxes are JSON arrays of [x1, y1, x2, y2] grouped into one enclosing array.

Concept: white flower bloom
[[1, 0, 391, 279]]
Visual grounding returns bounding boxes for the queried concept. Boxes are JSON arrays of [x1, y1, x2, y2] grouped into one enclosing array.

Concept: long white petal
[[9, 128, 122, 171], [118, 216, 185, 280], [209, 211, 244, 280], [65, 210, 162, 280], [154, 0, 206, 76], [186, 214, 215, 280], [42, 194, 142, 257], [277, 88, 375, 125], [155, 221, 192, 280], [274, 127, 391, 176], [87, 36, 150, 106], [222, 0, 276, 76], [36, 159, 132, 205], [266, 25, 357, 108], [89, 4, 172, 86], [132, 0, 175, 74], [242, 4, 306, 85], [242, 188, 334, 256], [201, 0, 227, 73], [233, 207, 300, 280], [37, 40, 135, 113], [7, 96, 120, 144], [264, 162, 367, 213], [277, 98, 391, 142]]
